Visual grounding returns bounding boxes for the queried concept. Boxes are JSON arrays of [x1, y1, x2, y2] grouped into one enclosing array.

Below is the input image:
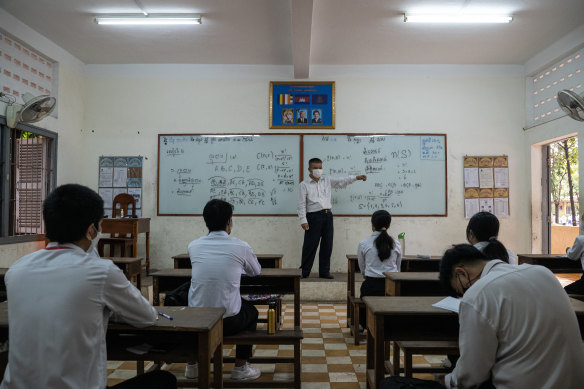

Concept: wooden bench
[[176, 329, 303, 389], [393, 340, 458, 378]]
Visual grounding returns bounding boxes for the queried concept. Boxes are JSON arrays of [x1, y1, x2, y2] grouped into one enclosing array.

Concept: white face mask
[[311, 169, 323, 178], [87, 225, 103, 253]]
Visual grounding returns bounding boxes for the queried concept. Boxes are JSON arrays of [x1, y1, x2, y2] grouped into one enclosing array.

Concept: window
[[0, 117, 57, 243]]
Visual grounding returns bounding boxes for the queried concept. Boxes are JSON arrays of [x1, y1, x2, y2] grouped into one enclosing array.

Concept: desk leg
[[153, 277, 160, 306], [198, 334, 211, 389], [213, 341, 223, 389], [374, 315, 384, 389], [145, 231, 150, 275], [136, 272, 141, 291], [347, 261, 352, 327], [294, 277, 300, 328]]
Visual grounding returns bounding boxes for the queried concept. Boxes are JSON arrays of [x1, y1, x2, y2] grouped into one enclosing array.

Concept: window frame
[[0, 115, 58, 244]]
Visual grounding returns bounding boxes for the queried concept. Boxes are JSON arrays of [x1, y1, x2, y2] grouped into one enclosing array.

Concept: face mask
[[455, 271, 480, 297], [87, 225, 103, 253], [311, 169, 323, 178]]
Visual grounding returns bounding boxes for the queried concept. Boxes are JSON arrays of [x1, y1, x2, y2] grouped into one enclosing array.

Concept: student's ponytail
[[371, 210, 394, 261], [483, 237, 510, 263], [467, 212, 510, 263]]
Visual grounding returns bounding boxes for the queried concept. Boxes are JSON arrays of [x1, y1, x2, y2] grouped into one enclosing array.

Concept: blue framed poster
[[269, 81, 335, 129]]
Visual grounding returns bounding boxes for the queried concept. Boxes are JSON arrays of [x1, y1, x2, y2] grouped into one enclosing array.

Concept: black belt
[[308, 209, 331, 214]]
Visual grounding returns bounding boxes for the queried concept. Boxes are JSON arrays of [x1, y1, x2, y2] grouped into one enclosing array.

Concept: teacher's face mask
[[311, 169, 323, 178]]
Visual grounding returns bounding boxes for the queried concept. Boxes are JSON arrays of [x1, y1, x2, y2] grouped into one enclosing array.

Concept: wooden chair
[[98, 193, 136, 257], [112, 193, 136, 217]]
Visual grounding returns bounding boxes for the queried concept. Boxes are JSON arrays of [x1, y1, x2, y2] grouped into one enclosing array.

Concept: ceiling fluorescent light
[[404, 14, 512, 24], [94, 14, 201, 25]]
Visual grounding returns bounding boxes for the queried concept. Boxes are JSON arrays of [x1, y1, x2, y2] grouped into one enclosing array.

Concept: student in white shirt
[[565, 235, 584, 294], [1, 184, 176, 389], [186, 199, 262, 381], [298, 157, 367, 279], [439, 244, 584, 389], [357, 210, 401, 329], [466, 211, 517, 264]]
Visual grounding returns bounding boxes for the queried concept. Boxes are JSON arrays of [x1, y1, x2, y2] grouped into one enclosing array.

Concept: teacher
[[297, 157, 367, 279]]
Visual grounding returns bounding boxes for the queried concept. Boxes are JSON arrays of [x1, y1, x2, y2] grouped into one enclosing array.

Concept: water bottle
[[267, 301, 276, 335], [398, 232, 405, 256]]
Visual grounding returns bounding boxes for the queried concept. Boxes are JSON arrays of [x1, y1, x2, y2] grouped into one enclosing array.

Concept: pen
[[158, 311, 173, 320]]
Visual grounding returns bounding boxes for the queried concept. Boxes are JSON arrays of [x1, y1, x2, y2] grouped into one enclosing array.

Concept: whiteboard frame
[[157, 133, 447, 217], [301, 133, 448, 217], [157, 133, 303, 217]]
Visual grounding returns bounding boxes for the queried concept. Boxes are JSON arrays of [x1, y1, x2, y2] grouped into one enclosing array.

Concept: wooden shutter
[[15, 137, 47, 234]]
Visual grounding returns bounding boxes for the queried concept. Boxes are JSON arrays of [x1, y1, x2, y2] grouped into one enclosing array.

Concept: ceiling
[[2, 0, 584, 77]]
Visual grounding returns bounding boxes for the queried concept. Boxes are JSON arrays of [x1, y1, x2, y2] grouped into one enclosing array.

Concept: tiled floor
[[107, 303, 445, 388]]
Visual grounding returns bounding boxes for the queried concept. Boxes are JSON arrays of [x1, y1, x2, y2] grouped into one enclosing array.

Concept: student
[[357, 210, 401, 328], [439, 244, 584, 389], [466, 211, 516, 264], [186, 199, 262, 381], [1, 184, 176, 389], [565, 235, 584, 294], [298, 157, 367, 278]]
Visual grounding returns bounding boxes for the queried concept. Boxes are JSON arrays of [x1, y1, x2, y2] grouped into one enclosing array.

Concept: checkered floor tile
[[107, 304, 445, 388]]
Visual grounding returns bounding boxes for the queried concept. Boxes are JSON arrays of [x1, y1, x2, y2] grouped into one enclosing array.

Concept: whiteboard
[[303, 134, 447, 216], [158, 135, 301, 215]]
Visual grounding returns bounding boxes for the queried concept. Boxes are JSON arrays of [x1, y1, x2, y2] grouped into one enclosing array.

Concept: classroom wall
[[81, 65, 529, 271], [0, 9, 86, 267]]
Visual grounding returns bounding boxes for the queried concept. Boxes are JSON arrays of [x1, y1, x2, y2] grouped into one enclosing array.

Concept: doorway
[[545, 136, 579, 254]]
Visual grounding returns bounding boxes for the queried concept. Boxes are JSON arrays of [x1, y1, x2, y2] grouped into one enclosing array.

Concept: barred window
[[0, 117, 56, 243], [526, 47, 584, 128]]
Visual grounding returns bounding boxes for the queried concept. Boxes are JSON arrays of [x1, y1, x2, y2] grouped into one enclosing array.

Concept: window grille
[[526, 47, 584, 128]]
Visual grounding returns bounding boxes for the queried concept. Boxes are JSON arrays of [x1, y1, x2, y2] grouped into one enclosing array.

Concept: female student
[[357, 210, 402, 328], [466, 211, 517, 264]]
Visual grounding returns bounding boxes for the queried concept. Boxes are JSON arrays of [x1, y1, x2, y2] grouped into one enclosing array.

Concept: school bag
[[164, 281, 189, 306]]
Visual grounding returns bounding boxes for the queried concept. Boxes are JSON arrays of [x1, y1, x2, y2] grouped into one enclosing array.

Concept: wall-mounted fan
[[2, 92, 56, 128], [557, 90, 584, 122]]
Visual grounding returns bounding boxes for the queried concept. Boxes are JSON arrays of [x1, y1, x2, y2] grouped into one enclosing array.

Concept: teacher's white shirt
[[297, 175, 356, 224]]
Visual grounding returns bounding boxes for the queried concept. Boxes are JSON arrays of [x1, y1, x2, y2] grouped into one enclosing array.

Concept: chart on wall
[[463, 156, 509, 219], [98, 156, 143, 217], [303, 134, 447, 216]]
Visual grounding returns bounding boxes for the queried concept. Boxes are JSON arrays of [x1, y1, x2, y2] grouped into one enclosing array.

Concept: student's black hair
[[439, 244, 488, 297], [466, 211, 510, 262], [371, 210, 394, 261], [308, 158, 322, 167], [43, 184, 104, 243], [203, 199, 234, 232]]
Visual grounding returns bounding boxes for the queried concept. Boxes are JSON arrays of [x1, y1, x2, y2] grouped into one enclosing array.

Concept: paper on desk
[[126, 343, 152, 355], [432, 297, 461, 314]]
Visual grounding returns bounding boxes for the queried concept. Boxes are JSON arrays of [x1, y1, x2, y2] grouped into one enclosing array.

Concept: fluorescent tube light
[[95, 14, 201, 25], [404, 14, 512, 24]]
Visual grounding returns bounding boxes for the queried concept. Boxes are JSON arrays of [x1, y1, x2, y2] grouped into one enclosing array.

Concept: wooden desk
[[518, 254, 583, 273], [0, 303, 225, 389], [345, 254, 441, 325], [152, 268, 302, 327], [401, 256, 441, 272], [384, 272, 445, 296], [102, 218, 151, 274], [173, 253, 283, 269], [363, 296, 584, 389], [106, 257, 143, 290]]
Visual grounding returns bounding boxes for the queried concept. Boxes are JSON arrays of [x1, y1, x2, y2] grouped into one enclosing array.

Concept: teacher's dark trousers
[[301, 211, 334, 277]]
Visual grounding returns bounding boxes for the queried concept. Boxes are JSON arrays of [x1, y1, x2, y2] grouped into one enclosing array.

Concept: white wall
[[82, 65, 529, 271], [0, 9, 86, 267]]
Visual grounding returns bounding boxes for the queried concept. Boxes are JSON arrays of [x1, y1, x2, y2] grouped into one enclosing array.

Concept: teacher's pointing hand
[[357, 175, 367, 181]]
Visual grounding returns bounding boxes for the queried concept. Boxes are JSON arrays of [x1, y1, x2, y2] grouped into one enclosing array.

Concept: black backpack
[[163, 281, 189, 306]]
